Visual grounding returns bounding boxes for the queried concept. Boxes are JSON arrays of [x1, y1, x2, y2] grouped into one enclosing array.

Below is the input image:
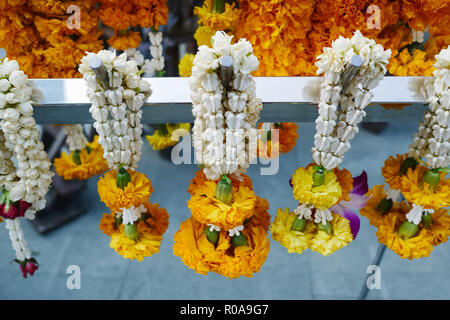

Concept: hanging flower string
[[79, 50, 169, 261], [0, 57, 54, 277], [173, 31, 270, 279], [272, 31, 391, 256], [361, 46, 450, 259], [53, 125, 108, 180]]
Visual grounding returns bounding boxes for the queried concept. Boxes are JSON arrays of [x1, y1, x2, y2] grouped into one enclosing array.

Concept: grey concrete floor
[[0, 122, 449, 300]]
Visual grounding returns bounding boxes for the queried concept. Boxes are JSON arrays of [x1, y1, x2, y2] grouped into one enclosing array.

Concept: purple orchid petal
[[289, 177, 293, 188], [339, 193, 369, 210], [352, 170, 368, 196], [331, 204, 360, 239]]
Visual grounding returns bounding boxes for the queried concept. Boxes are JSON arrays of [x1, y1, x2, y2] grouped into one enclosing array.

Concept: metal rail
[[31, 77, 428, 124]]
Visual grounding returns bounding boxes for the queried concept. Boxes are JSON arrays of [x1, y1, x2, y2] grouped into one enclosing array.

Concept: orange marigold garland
[[79, 50, 169, 261], [361, 47, 450, 259], [173, 31, 270, 278]]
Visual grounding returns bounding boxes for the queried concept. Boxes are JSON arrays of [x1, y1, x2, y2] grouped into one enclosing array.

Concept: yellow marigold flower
[[173, 199, 270, 279], [400, 166, 450, 210], [271, 208, 317, 255], [178, 53, 195, 77], [309, 213, 353, 256], [107, 30, 141, 50], [375, 203, 449, 260], [388, 49, 436, 76], [194, 25, 216, 47], [100, 201, 169, 261], [291, 166, 342, 209], [194, 0, 241, 31], [187, 168, 253, 195], [382, 153, 410, 190], [97, 170, 153, 212], [53, 136, 108, 181], [188, 180, 257, 230], [146, 123, 191, 151]]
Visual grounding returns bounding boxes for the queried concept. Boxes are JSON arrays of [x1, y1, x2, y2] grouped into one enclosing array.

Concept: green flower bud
[[376, 198, 393, 215], [116, 166, 131, 190], [422, 170, 440, 192], [317, 221, 333, 234], [72, 150, 81, 165], [204, 227, 219, 246], [85, 146, 92, 154], [399, 157, 418, 175], [124, 223, 139, 241], [265, 130, 272, 141], [231, 233, 248, 248], [216, 174, 232, 205], [422, 213, 433, 229], [212, 0, 225, 13], [397, 221, 419, 240], [157, 123, 169, 137], [312, 166, 325, 188], [291, 217, 306, 232]]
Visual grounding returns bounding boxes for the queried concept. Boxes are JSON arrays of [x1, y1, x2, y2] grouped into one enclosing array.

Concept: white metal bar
[[31, 77, 428, 124]]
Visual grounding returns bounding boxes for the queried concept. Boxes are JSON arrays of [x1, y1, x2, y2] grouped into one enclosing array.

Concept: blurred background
[[0, 0, 449, 300]]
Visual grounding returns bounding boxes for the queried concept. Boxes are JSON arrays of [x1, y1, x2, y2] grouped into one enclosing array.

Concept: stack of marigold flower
[[361, 47, 450, 259], [79, 50, 169, 261], [98, 0, 168, 51], [0, 0, 103, 78], [173, 31, 271, 279]]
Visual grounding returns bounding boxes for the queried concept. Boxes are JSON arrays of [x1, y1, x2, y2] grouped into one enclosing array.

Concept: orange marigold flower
[[400, 166, 450, 210], [360, 184, 394, 228], [187, 169, 253, 195], [187, 180, 257, 230], [98, 170, 153, 212], [173, 200, 270, 279], [258, 123, 299, 159], [99, 213, 116, 236], [107, 31, 142, 50], [334, 167, 353, 202], [388, 48, 436, 76], [382, 153, 410, 190]]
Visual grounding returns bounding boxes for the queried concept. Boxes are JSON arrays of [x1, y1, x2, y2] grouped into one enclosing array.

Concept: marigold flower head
[[333, 167, 353, 202], [291, 165, 342, 209], [100, 201, 169, 261], [178, 53, 195, 77], [187, 169, 253, 195], [194, 0, 241, 31], [187, 180, 257, 230], [400, 166, 450, 210], [194, 25, 217, 47], [98, 170, 153, 212], [146, 123, 191, 151], [107, 31, 142, 51], [309, 213, 353, 256], [388, 48, 436, 76], [360, 184, 391, 228], [271, 208, 317, 254], [382, 153, 410, 190], [173, 199, 270, 279]]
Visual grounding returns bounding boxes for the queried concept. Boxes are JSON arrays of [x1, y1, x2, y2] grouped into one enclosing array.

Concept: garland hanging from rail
[[173, 31, 271, 279], [361, 46, 450, 259], [0, 57, 54, 277], [272, 31, 391, 256], [79, 50, 169, 261]]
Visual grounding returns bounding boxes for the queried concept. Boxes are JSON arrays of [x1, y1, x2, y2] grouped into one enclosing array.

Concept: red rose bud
[[16, 258, 39, 278], [0, 200, 31, 219]]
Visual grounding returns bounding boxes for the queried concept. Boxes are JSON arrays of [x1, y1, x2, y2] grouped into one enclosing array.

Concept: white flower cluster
[[118, 204, 147, 225], [79, 50, 152, 170], [293, 203, 313, 220], [313, 30, 391, 170], [406, 204, 434, 225], [408, 46, 450, 168], [0, 130, 17, 193], [314, 209, 333, 225], [228, 224, 244, 237], [125, 48, 145, 68], [63, 124, 88, 151], [0, 58, 53, 212], [190, 31, 262, 180], [5, 218, 31, 261], [143, 31, 165, 75], [386, 188, 401, 202]]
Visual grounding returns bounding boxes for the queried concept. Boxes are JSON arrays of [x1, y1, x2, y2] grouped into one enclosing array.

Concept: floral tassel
[[173, 31, 270, 279], [79, 50, 169, 261], [272, 31, 391, 256]]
